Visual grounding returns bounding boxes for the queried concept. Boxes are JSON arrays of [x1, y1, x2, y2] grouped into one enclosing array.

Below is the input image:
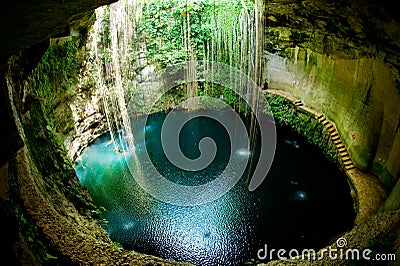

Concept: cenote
[[75, 110, 355, 265]]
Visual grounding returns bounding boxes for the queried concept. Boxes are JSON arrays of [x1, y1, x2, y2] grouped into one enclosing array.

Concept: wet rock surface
[[264, 0, 400, 65], [0, 0, 118, 64]]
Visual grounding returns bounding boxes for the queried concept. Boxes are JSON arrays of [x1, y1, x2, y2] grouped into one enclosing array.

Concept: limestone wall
[[263, 48, 400, 188]]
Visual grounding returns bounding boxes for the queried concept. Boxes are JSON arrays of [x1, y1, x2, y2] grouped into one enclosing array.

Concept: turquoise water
[[75, 111, 355, 265]]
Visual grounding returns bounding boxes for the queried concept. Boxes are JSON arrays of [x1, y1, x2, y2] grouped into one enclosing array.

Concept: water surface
[[75, 111, 355, 265]]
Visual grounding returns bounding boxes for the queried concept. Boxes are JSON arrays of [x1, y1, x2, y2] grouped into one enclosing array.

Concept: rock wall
[[65, 36, 108, 161], [262, 0, 400, 213], [0, 0, 122, 263], [263, 49, 400, 188], [261, 0, 400, 197], [0, 0, 118, 63]]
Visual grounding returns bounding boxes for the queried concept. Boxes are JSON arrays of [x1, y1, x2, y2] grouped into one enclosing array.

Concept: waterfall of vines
[[89, 0, 264, 153]]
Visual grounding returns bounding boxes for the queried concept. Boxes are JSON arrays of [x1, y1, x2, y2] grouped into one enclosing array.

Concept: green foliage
[[7, 38, 94, 216], [151, 81, 248, 114], [243, 258, 261, 265], [45, 253, 58, 261], [138, 0, 214, 66], [94, 0, 258, 115], [265, 93, 338, 162], [27, 38, 81, 136], [15, 206, 48, 263], [137, 0, 251, 67], [91, 205, 109, 226], [91, 205, 107, 216], [208, 0, 252, 65], [112, 242, 124, 249], [46, 124, 74, 170], [19, 100, 92, 216]]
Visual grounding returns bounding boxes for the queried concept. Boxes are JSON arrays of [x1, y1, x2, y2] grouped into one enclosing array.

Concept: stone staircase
[[265, 89, 356, 172], [294, 99, 304, 107], [316, 114, 355, 170]]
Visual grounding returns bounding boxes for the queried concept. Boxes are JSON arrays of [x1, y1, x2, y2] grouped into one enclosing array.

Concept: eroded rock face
[[0, 0, 118, 64], [0, 0, 119, 169], [262, 0, 400, 189], [263, 49, 400, 186], [67, 71, 107, 161], [263, 0, 400, 66]]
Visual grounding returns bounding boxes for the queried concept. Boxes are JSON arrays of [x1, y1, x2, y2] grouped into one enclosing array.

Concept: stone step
[[338, 147, 347, 152], [334, 139, 342, 145], [336, 143, 345, 149], [341, 155, 351, 161], [317, 114, 324, 120], [322, 120, 330, 126], [327, 124, 335, 130], [331, 135, 340, 141], [345, 164, 355, 170], [339, 151, 349, 157], [343, 160, 353, 166], [330, 132, 339, 138], [328, 125, 337, 134]]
